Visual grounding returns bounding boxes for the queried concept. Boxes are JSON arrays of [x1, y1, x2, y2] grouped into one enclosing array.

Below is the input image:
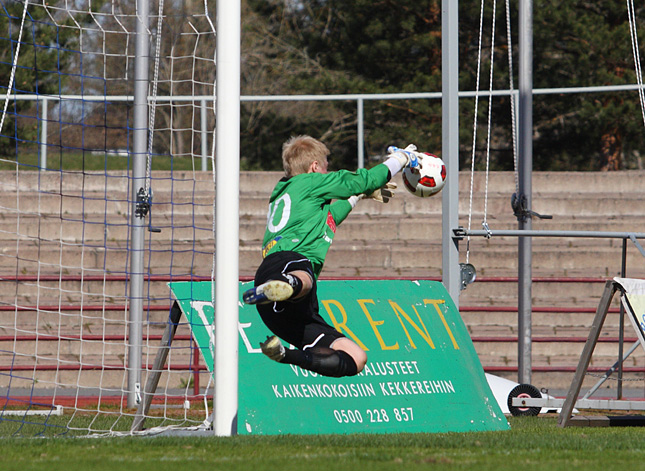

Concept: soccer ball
[[402, 152, 447, 197]]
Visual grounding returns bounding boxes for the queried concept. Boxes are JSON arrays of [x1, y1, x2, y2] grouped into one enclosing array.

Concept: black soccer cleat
[[259, 335, 286, 362]]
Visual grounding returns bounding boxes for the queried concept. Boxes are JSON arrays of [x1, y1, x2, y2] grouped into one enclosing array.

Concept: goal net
[[0, 0, 216, 436]]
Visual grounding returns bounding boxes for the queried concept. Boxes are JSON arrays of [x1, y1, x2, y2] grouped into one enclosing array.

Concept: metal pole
[[214, 0, 240, 436], [201, 98, 208, 172], [131, 302, 183, 431], [558, 281, 617, 427], [441, 0, 460, 308], [455, 229, 645, 240], [618, 238, 627, 399], [127, 0, 149, 409], [357, 98, 364, 168], [518, 0, 533, 385], [39, 97, 47, 170], [582, 341, 640, 400], [13, 81, 645, 105]]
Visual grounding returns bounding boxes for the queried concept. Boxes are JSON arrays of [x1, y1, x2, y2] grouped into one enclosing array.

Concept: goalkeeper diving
[[243, 135, 420, 378]]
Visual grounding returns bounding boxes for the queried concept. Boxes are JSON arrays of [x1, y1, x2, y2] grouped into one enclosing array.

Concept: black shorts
[[254, 251, 345, 350]]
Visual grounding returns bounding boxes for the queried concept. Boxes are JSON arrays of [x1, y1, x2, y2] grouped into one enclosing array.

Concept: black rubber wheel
[[507, 383, 542, 417]]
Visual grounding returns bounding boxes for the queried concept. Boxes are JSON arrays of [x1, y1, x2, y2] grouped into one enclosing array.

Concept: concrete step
[[0, 369, 205, 397], [0, 214, 215, 243], [3, 213, 644, 252], [5, 171, 645, 217], [465, 324, 629, 339], [0, 304, 174, 332], [4, 170, 644, 200], [238, 170, 645, 196], [481, 357, 645, 392], [6, 189, 645, 221], [473, 338, 626, 361], [0, 171, 214, 194], [2, 277, 619, 310], [2, 169, 645, 395], [1, 238, 642, 280], [460, 277, 627, 304], [2, 314, 637, 393]]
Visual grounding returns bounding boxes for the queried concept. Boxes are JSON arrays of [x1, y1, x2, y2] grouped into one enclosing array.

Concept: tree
[[239, 0, 366, 170], [450, 1, 645, 171], [244, 0, 645, 171], [240, 0, 443, 171], [530, 1, 645, 170], [0, 2, 76, 156]]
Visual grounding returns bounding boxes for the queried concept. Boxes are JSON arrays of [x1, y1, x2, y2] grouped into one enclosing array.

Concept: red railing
[[0, 274, 625, 403]]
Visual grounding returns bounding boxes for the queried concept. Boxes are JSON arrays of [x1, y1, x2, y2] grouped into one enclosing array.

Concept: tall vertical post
[[442, 0, 460, 307], [214, 0, 241, 436], [39, 97, 48, 170], [128, 0, 149, 408], [201, 98, 208, 172], [357, 98, 364, 168], [518, 0, 533, 384], [617, 238, 627, 398]]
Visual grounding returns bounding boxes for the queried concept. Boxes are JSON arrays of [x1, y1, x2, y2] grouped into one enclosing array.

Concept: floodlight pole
[[441, 0, 461, 307], [517, 0, 533, 385], [214, 0, 241, 436], [128, 0, 149, 409]]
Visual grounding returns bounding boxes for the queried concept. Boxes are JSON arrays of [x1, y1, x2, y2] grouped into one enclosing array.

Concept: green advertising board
[[169, 280, 509, 435]]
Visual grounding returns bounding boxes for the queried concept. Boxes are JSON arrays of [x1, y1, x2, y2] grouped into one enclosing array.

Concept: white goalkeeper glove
[[387, 144, 420, 169], [348, 182, 397, 207], [364, 182, 397, 203]]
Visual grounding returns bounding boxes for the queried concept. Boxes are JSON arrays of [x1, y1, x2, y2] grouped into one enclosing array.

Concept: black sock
[[282, 347, 358, 377]]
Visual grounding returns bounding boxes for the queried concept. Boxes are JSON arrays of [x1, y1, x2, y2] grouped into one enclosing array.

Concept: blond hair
[[282, 135, 330, 177]]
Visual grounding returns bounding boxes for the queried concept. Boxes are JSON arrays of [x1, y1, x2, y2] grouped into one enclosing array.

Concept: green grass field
[[1, 417, 645, 471]]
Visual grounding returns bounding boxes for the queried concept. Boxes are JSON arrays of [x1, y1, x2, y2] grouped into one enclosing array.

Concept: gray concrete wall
[[1, 169, 645, 393]]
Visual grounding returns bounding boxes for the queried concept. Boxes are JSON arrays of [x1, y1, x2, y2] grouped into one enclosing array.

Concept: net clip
[[511, 193, 553, 222], [135, 187, 162, 233]]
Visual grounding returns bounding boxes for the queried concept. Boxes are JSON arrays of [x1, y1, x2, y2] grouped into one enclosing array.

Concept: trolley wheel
[[507, 383, 542, 417]]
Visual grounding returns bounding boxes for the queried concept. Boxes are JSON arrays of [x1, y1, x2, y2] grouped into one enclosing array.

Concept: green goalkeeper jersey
[[262, 164, 391, 277]]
